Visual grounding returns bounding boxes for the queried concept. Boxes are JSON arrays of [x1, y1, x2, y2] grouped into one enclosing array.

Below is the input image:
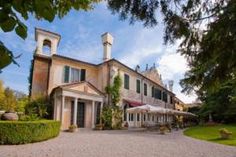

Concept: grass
[[184, 124, 236, 146]]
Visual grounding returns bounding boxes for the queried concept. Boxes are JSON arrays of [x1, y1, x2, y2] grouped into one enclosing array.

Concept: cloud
[[118, 27, 164, 68], [158, 51, 188, 80]]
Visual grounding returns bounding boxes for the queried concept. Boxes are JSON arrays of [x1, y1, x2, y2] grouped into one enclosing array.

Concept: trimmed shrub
[[0, 120, 61, 144]]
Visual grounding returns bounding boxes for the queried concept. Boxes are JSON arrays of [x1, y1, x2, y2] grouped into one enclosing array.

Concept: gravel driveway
[[1, 129, 236, 157]]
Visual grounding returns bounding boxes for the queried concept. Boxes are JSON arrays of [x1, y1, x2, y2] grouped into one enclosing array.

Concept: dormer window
[[63, 66, 86, 83]]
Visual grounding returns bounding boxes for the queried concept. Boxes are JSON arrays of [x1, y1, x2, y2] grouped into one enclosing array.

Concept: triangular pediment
[[60, 82, 104, 96]]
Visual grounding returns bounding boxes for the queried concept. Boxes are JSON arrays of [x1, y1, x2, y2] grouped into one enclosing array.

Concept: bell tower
[[35, 28, 61, 56]]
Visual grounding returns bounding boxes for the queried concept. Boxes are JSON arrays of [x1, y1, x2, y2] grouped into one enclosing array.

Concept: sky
[[0, 3, 197, 103]]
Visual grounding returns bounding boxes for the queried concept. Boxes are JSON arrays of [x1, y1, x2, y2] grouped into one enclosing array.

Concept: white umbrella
[[126, 104, 151, 113], [127, 104, 167, 114], [149, 105, 167, 114]]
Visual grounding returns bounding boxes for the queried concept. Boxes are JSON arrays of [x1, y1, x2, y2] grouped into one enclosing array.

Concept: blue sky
[[0, 3, 196, 103]]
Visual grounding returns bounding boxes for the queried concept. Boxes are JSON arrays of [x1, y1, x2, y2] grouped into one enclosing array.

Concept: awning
[[123, 99, 144, 107]]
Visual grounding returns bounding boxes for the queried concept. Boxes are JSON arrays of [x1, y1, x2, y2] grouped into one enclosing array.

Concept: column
[[126, 112, 129, 123], [73, 98, 78, 126], [92, 101, 95, 129], [53, 94, 57, 120], [61, 96, 65, 122]]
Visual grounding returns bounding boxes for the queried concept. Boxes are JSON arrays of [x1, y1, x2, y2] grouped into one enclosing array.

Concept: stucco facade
[[30, 28, 176, 130]]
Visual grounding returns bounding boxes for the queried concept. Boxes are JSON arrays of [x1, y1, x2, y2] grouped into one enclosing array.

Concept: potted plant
[[219, 128, 232, 139], [124, 122, 129, 128], [159, 125, 166, 135], [68, 125, 77, 132], [95, 124, 104, 130]]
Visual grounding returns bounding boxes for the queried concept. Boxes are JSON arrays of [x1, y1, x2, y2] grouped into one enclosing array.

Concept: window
[[154, 88, 162, 100], [123, 104, 128, 121], [124, 74, 130, 89], [70, 67, 80, 82], [147, 114, 150, 121], [162, 92, 168, 102], [144, 114, 146, 121], [137, 113, 140, 121], [136, 79, 140, 93], [130, 113, 134, 121], [170, 96, 173, 104], [63, 66, 86, 83], [152, 115, 154, 121], [144, 83, 147, 96], [151, 86, 154, 97], [64, 66, 70, 83], [80, 69, 86, 81]]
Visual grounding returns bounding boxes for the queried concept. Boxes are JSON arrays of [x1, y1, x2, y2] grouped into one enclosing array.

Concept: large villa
[[30, 28, 178, 130]]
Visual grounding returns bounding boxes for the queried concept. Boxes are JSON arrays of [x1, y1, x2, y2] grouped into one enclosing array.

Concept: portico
[[52, 81, 104, 130]]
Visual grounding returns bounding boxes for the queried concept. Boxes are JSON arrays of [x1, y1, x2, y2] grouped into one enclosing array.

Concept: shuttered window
[[144, 83, 147, 96], [63, 66, 86, 83], [136, 79, 140, 93], [80, 69, 86, 81], [154, 88, 162, 100], [157, 89, 162, 100], [71, 68, 80, 82], [162, 92, 168, 102], [151, 86, 154, 97], [64, 66, 70, 83], [124, 74, 129, 89]]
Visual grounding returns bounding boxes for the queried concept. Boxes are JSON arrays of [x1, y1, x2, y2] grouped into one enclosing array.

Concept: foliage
[[0, 0, 100, 70], [101, 105, 123, 130], [184, 124, 236, 146], [105, 74, 122, 106], [0, 120, 60, 144], [25, 96, 52, 119], [0, 87, 17, 112], [19, 114, 40, 121], [197, 79, 236, 123], [16, 96, 29, 113], [101, 106, 113, 129], [107, 0, 236, 123], [112, 106, 123, 129], [0, 80, 5, 108]]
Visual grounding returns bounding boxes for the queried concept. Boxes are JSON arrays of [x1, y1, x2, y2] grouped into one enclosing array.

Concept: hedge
[[0, 120, 61, 144]]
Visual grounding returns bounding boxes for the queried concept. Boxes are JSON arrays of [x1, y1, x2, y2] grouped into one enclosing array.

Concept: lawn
[[184, 124, 236, 146]]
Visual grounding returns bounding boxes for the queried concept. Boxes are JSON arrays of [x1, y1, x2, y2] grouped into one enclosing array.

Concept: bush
[[101, 106, 113, 129], [25, 97, 52, 119], [219, 128, 232, 139], [0, 120, 61, 144]]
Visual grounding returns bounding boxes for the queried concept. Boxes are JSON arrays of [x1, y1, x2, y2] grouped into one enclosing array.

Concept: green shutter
[[136, 79, 140, 93], [124, 74, 129, 89], [80, 69, 86, 81], [152, 86, 154, 97], [64, 66, 70, 83], [144, 83, 147, 96]]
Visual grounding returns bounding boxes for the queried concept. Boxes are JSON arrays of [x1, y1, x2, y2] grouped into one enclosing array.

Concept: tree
[[2, 87, 17, 112], [0, 80, 5, 107], [107, 0, 236, 122], [0, 0, 100, 71]]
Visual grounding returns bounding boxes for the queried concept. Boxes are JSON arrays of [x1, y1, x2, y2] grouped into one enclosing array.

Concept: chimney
[[135, 65, 140, 72], [102, 32, 113, 62], [168, 80, 174, 92], [146, 64, 149, 71]]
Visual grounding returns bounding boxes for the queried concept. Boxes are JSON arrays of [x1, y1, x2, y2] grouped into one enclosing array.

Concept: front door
[[77, 102, 85, 128]]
